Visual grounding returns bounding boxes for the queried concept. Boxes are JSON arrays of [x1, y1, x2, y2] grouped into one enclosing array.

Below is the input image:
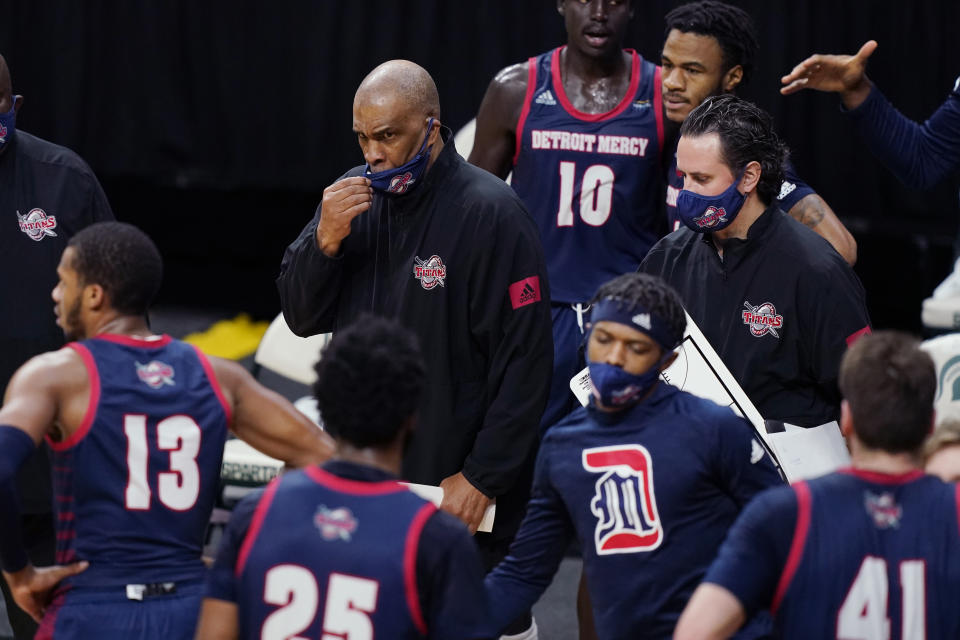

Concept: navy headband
[[589, 298, 679, 351]]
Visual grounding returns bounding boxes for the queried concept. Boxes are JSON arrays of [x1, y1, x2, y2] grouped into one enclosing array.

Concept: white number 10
[[124, 414, 202, 511], [837, 557, 926, 640], [556, 161, 615, 228]]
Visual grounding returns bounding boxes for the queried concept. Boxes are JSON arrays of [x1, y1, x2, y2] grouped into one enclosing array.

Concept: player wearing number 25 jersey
[[0, 222, 332, 640], [676, 331, 960, 640], [197, 315, 491, 640]]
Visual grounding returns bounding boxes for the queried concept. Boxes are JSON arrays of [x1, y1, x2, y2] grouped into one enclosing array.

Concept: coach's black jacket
[[0, 130, 114, 512], [641, 205, 870, 428], [277, 129, 552, 537]]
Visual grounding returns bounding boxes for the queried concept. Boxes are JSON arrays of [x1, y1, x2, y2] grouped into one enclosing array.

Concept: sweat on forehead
[[354, 60, 440, 119]]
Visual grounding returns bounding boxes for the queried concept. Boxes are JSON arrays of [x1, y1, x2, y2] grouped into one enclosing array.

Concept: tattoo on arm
[[788, 196, 827, 229]]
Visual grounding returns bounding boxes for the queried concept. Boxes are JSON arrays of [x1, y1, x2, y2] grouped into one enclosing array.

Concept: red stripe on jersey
[[772, 480, 812, 614], [653, 65, 664, 153], [404, 502, 436, 636], [48, 343, 101, 451], [551, 47, 641, 123], [955, 483, 960, 538], [845, 325, 872, 346], [236, 477, 282, 576], [838, 467, 925, 484], [512, 56, 538, 167], [192, 345, 233, 428], [93, 333, 173, 348], [305, 466, 407, 496]]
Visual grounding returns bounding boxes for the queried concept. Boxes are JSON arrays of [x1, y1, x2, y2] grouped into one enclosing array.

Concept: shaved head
[[354, 60, 440, 121]]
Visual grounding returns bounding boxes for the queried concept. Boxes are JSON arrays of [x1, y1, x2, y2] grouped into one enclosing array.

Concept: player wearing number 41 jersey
[[675, 331, 960, 640], [196, 316, 491, 640], [0, 222, 334, 640]]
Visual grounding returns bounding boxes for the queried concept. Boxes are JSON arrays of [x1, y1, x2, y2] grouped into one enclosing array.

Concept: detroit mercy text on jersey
[[233, 468, 436, 639], [510, 47, 664, 303], [47, 334, 231, 588]]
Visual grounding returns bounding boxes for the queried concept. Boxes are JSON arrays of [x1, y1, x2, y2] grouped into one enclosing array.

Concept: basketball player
[[675, 331, 960, 640], [195, 315, 491, 640], [0, 222, 333, 639], [469, 0, 667, 431], [660, 1, 857, 264], [484, 273, 781, 639]]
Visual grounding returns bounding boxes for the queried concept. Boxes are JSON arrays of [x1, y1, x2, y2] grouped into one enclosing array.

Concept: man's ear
[[722, 65, 743, 93], [83, 283, 107, 312], [839, 400, 854, 438], [556, 0, 566, 16], [739, 160, 762, 195], [12, 94, 23, 115]]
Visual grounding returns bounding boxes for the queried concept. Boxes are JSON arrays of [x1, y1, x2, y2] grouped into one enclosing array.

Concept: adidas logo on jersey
[[777, 181, 797, 201], [535, 90, 556, 106]]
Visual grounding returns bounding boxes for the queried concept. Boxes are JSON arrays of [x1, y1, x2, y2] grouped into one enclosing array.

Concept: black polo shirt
[[640, 205, 871, 427]]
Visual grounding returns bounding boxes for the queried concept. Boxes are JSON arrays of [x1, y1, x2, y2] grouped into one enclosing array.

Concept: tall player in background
[[659, 1, 857, 264], [196, 315, 492, 640], [470, 0, 667, 432], [676, 331, 960, 639], [0, 222, 333, 639]]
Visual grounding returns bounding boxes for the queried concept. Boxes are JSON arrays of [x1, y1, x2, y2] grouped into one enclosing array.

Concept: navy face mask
[[587, 360, 665, 408], [675, 173, 746, 232], [0, 98, 17, 151], [365, 118, 435, 196]]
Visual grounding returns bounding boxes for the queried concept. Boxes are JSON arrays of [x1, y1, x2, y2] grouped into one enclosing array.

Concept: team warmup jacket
[[277, 129, 552, 537], [485, 384, 782, 639], [0, 129, 114, 513], [207, 461, 493, 639], [705, 469, 960, 639], [845, 75, 960, 190], [640, 205, 871, 427]]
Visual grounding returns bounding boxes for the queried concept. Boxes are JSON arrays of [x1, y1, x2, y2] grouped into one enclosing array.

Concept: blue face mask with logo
[[587, 360, 665, 408], [0, 98, 17, 151], [365, 118, 435, 196], [675, 173, 745, 232]]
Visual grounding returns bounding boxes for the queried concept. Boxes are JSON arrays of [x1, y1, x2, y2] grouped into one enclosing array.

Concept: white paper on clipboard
[[571, 311, 826, 481], [402, 483, 496, 533]]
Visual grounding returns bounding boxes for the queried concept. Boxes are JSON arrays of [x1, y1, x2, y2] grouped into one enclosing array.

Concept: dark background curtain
[[2, 1, 957, 329]]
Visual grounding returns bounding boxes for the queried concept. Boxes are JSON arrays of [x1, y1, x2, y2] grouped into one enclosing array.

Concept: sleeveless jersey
[[234, 467, 436, 639], [48, 334, 231, 587], [772, 470, 960, 639], [510, 47, 665, 303]]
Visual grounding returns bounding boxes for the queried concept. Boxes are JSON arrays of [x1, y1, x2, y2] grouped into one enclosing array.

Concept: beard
[[61, 297, 84, 342]]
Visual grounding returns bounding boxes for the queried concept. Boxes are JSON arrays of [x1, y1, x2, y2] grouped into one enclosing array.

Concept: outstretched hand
[[439, 472, 492, 535], [2, 561, 89, 623], [780, 40, 878, 109]]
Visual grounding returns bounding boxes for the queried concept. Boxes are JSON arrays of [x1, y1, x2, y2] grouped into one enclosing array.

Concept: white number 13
[[124, 414, 201, 511]]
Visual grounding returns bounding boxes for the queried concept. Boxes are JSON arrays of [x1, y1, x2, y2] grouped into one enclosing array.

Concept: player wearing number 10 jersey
[[470, 0, 666, 431], [676, 331, 960, 640], [0, 222, 333, 639], [196, 316, 491, 640]]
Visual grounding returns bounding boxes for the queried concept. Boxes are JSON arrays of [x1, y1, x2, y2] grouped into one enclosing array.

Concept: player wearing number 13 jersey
[[676, 332, 960, 640], [196, 316, 491, 640], [0, 222, 333, 639]]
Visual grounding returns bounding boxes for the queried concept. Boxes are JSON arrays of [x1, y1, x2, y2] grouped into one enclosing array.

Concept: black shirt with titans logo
[[640, 205, 870, 428], [277, 128, 552, 539], [0, 129, 114, 511]]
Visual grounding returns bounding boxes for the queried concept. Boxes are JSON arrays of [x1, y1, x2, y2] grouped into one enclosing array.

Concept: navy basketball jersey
[[47, 334, 230, 587], [234, 467, 436, 639], [510, 47, 665, 303], [771, 470, 960, 639]]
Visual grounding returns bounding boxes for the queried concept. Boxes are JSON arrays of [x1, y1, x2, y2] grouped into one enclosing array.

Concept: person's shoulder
[[641, 227, 699, 270], [541, 406, 592, 445], [773, 210, 854, 275], [16, 345, 86, 384], [14, 130, 99, 178], [666, 390, 748, 431]]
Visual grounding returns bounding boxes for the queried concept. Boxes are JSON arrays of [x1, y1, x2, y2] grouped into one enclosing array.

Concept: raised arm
[[467, 62, 529, 179], [780, 40, 877, 109], [208, 357, 334, 468]]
